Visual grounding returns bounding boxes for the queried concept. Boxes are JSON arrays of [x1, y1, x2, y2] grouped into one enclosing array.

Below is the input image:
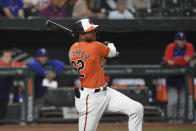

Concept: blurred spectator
[[106, 0, 136, 13], [2, 0, 25, 19], [23, 0, 50, 11], [28, 48, 64, 120], [63, 0, 76, 17], [108, 0, 134, 19], [72, 0, 105, 19], [41, 0, 67, 18], [132, 0, 151, 16], [23, 0, 50, 18], [132, 0, 151, 10], [163, 32, 194, 123], [0, 50, 24, 121]]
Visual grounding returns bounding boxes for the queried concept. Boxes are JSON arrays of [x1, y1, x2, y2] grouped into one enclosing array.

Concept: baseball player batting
[[69, 19, 143, 131]]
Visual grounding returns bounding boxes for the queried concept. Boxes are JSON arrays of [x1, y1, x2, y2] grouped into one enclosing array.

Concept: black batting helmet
[[72, 19, 99, 41]]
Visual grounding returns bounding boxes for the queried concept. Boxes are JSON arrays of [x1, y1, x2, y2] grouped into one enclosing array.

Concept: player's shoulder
[[92, 41, 106, 47], [186, 42, 194, 48], [28, 59, 38, 66], [69, 42, 79, 50]]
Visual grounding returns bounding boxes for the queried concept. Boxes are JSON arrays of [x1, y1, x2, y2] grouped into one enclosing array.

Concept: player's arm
[[164, 44, 193, 66], [17, 0, 25, 19], [98, 42, 119, 58], [107, 43, 119, 57], [172, 57, 189, 66], [18, 9, 25, 19], [45, 60, 64, 81], [3, 8, 16, 19], [164, 44, 177, 66], [2, 0, 16, 19], [164, 45, 173, 61], [171, 44, 194, 66], [28, 60, 47, 77], [46, 60, 65, 74], [184, 43, 194, 63]]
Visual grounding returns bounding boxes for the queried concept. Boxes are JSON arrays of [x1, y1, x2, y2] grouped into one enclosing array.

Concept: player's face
[[175, 40, 186, 49], [79, 31, 96, 42], [1, 52, 12, 64], [37, 56, 48, 65]]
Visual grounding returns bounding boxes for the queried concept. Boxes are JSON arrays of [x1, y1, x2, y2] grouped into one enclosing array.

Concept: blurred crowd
[[0, 0, 138, 19], [0, 0, 196, 20]]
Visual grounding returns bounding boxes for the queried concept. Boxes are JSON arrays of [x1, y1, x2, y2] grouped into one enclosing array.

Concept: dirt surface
[[143, 123, 196, 130], [0, 123, 196, 131]]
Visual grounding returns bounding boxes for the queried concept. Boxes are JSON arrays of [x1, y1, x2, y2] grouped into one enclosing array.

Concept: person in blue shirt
[[28, 48, 64, 120], [2, 0, 24, 19]]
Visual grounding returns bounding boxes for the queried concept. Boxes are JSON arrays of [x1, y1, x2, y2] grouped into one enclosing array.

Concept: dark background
[[1, 29, 195, 65]]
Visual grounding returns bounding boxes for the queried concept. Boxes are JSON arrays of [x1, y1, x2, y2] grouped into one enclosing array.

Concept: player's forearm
[[173, 57, 189, 66], [107, 43, 117, 58], [54, 62, 65, 74], [28, 64, 47, 77], [3, 8, 16, 19], [18, 10, 25, 19]]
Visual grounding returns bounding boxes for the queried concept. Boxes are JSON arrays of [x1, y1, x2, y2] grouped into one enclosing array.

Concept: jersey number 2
[[71, 60, 85, 78]]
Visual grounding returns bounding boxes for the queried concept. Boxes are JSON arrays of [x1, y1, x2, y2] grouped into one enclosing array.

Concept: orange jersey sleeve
[[96, 42, 110, 58], [69, 41, 109, 89]]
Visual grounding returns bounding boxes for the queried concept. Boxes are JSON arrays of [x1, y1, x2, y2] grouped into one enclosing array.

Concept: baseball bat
[[45, 20, 119, 62], [45, 20, 74, 38]]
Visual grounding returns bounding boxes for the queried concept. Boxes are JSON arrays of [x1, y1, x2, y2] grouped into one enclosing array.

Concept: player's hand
[[116, 52, 119, 56], [184, 55, 191, 63], [167, 60, 174, 66], [46, 73, 56, 82], [100, 58, 107, 66]]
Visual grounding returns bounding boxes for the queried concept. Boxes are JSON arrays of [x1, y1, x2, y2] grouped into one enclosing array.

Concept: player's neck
[[78, 39, 95, 43]]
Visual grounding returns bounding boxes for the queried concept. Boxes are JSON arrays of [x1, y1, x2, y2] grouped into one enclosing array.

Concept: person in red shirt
[[0, 50, 24, 67], [0, 50, 24, 121], [163, 32, 194, 123], [164, 33, 194, 66]]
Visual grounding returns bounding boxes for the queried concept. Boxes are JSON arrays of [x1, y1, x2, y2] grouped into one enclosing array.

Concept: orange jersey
[[69, 41, 109, 89]]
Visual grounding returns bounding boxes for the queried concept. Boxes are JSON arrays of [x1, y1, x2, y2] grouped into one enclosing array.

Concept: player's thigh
[[179, 87, 185, 106], [106, 87, 143, 115], [167, 86, 178, 105], [78, 92, 109, 131]]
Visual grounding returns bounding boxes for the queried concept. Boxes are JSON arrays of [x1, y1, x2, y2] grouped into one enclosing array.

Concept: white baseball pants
[[75, 87, 143, 131]]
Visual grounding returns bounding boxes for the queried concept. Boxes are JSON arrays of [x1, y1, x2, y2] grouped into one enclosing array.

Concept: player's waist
[[80, 86, 107, 93]]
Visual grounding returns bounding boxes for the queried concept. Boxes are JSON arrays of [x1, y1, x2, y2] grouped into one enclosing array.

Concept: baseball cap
[[36, 48, 48, 57], [174, 32, 186, 40]]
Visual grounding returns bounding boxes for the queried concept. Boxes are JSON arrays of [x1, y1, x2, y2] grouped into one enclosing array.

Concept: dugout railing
[[0, 65, 195, 124]]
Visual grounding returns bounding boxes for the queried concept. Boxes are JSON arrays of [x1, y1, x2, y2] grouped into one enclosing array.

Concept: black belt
[[80, 86, 107, 93]]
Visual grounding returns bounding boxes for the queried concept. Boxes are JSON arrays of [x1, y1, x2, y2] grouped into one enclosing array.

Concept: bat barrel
[[45, 20, 73, 38]]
